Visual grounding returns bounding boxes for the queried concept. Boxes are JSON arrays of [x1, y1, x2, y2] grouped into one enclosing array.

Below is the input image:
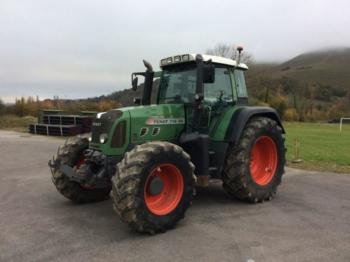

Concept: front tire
[[112, 141, 195, 234], [222, 117, 285, 203], [51, 136, 111, 203]]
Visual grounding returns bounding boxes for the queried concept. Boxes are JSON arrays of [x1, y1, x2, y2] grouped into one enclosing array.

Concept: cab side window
[[204, 67, 233, 104], [234, 70, 248, 98]]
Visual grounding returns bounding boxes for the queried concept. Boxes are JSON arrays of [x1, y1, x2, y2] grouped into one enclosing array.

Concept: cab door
[[202, 65, 235, 137]]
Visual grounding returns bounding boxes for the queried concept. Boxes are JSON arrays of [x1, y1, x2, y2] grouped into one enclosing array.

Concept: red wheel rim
[[74, 154, 94, 189], [75, 155, 85, 169], [144, 164, 184, 216], [250, 136, 278, 186]]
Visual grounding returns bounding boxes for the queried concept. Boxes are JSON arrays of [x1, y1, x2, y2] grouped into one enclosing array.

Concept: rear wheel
[[51, 136, 111, 203], [112, 141, 195, 234], [222, 117, 285, 203]]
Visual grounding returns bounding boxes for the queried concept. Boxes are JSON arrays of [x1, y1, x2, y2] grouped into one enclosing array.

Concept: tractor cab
[[158, 54, 248, 106], [157, 54, 249, 133], [132, 53, 249, 135]]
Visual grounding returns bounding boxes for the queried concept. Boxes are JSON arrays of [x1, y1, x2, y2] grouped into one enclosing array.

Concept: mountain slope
[[274, 47, 350, 89]]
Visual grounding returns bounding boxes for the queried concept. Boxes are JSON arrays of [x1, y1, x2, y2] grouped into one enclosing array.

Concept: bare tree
[[206, 43, 253, 64], [0, 99, 6, 115]]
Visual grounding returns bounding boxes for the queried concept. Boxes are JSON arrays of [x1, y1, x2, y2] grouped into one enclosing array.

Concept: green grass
[[0, 115, 37, 132], [284, 122, 350, 173]]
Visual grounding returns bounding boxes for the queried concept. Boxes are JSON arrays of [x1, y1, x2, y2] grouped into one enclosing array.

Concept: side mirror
[[133, 97, 142, 105], [203, 64, 215, 83], [132, 76, 138, 91]]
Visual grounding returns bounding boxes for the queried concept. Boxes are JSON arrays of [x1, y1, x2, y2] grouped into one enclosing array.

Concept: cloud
[[0, 0, 349, 102]]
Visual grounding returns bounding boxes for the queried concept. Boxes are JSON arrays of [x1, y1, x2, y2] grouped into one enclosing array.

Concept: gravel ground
[[0, 130, 349, 262]]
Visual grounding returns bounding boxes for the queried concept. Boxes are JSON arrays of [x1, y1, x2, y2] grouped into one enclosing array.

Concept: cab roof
[[160, 53, 248, 70]]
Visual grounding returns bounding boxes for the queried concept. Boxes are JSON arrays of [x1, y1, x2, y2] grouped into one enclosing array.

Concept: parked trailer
[[29, 110, 96, 136], [29, 124, 82, 136]]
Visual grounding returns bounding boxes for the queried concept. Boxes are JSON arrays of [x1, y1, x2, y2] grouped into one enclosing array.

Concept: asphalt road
[[1, 130, 350, 262]]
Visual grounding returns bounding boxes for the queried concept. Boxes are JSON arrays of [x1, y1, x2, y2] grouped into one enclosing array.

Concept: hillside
[[91, 80, 160, 107], [275, 47, 350, 90], [245, 48, 350, 121]]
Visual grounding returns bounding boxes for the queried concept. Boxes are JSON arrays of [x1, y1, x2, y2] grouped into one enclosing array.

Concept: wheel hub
[[148, 176, 164, 196], [144, 164, 184, 216], [250, 136, 278, 186]]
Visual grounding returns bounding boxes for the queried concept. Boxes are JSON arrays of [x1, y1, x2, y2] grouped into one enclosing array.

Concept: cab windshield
[[158, 64, 196, 104], [158, 63, 234, 105]]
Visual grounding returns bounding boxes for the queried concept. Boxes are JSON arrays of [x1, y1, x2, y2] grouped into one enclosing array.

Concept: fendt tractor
[[49, 48, 285, 234]]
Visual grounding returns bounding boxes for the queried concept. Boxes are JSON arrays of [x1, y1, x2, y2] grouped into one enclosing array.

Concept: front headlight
[[99, 133, 108, 144]]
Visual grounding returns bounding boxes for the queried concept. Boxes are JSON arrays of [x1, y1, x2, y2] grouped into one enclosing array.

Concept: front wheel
[[51, 136, 111, 203], [112, 141, 195, 234], [222, 117, 285, 203]]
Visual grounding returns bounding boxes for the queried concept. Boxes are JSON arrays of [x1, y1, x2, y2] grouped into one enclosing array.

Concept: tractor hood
[[90, 104, 186, 156], [126, 104, 185, 143]]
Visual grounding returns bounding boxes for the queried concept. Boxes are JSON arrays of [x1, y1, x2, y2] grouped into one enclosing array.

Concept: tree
[[315, 84, 332, 102], [14, 97, 26, 117], [206, 43, 253, 64], [327, 101, 349, 120], [269, 95, 288, 119], [97, 100, 120, 111], [0, 99, 5, 115], [284, 108, 299, 121]]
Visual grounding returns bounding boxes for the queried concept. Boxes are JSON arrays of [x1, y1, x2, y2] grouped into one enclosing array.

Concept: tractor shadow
[[49, 180, 245, 241], [192, 180, 242, 207]]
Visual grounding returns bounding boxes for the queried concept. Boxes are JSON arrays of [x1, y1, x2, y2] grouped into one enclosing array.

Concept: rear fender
[[225, 107, 285, 146]]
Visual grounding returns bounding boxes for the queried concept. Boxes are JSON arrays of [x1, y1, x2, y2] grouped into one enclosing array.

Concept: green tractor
[[49, 48, 285, 234]]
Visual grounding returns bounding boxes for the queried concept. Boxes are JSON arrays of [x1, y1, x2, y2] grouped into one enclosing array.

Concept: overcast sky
[[1, 0, 349, 103]]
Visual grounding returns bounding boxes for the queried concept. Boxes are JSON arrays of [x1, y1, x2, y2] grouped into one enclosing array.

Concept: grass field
[[284, 122, 350, 173], [0, 115, 37, 132]]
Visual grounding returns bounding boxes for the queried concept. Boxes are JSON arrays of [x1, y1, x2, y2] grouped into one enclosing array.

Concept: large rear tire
[[222, 117, 285, 203], [112, 141, 195, 234], [51, 136, 111, 203]]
